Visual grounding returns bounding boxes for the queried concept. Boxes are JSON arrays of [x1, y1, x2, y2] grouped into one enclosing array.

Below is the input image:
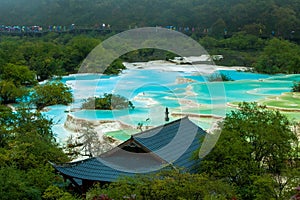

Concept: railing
[[1, 25, 299, 43]]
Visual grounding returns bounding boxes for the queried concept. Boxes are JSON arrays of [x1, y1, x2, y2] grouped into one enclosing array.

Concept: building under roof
[[52, 117, 206, 194]]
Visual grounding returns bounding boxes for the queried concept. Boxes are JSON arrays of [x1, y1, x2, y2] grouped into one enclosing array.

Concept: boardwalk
[[1, 25, 300, 43]]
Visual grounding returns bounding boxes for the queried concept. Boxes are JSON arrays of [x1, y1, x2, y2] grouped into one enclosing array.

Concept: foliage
[[0, 32, 298, 78], [0, 108, 69, 164], [221, 33, 265, 51], [18, 41, 65, 81], [120, 49, 178, 63], [199, 34, 265, 67], [43, 185, 79, 200], [0, 80, 28, 104], [207, 73, 233, 82], [31, 81, 73, 111], [0, 107, 70, 199], [0, 63, 36, 104], [103, 59, 126, 75], [0, 0, 300, 39], [63, 36, 101, 73], [255, 38, 300, 74], [0, 165, 41, 200], [0, 35, 126, 79], [292, 81, 300, 92], [82, 93, 134, 110], [87, 169, 236, 200], [199, 102, 299, 199], [0, 63, 37, 86]]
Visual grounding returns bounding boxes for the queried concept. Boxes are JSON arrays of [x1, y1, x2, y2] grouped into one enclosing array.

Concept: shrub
[[292, 81, 300, 92], [82, 93, 134, 110], [207, 73, 233, 82]]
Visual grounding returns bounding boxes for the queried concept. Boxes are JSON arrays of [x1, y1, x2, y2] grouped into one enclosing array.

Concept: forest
[[0, 33, 299, 199], [0, 0, 300, 40], [0, 0, 300, 199]]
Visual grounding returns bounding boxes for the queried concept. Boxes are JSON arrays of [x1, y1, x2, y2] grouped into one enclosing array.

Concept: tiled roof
[[133, 117, 205, 171], [54, 150, 165, 182], [54, 157, 127, 182], [53, 117, 206, 182]]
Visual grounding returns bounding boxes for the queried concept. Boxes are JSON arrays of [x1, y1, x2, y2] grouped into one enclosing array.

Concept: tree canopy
[[31, 81, 73, 111], [255, 38, 300, 74], [0, 107, 70, 199], [82, 93, 134, 110], [199, 102, 300, 199], [0, 0, 300, 39], [292, 81, 300, 92], [0, 63, 36, 104], [87, 169, 236, 200], [0, 63, 37, 86], [0, 80, 27, 104]]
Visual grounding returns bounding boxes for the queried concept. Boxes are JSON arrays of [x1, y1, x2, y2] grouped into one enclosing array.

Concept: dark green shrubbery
[[292, 81, 300, 92], [82, 93, 134, 110], [207, 73, 234, 82]]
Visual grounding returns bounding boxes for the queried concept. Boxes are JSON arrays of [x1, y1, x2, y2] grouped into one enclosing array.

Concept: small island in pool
[[81, 93, 135, 110]]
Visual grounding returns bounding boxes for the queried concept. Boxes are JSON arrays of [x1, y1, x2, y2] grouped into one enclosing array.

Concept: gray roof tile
[[53, 117, 206, 182]]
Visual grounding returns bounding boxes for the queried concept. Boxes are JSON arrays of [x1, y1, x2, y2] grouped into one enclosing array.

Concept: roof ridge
[[187, 118, 206, 132], [123, 138, 171, 165], [52, 117, 202, 168], [132, 116, 190, 138]]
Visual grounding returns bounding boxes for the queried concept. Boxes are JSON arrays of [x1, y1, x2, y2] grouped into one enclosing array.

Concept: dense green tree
[[103, 59, 126, 75], [0, 80, 27, 104], [0, 63, 37, 86], [43, 185, 79, 200], [30, 81, 73, 111], [292, 81, 300, 92], [0, 0, 300, 40], [0, 63, 37, 104], [207, 73, 233, 82], [0, 107, 70, 199], [120, 49, 178, 63], [0, 106, 14, 148], [211, 18, 227, 38], [21, 42, 65, 81], [0, 40, 25, 65], [255, 38, 300, 74], [199, 33, 264, 67], [199, 102, 299, 199], [199, 36, 219, 49], [63, 36, 100, 73], [270, 6, 299, 37], [222, 33, 266, 51], [82, 93, 134, 110], [87, 169, 236, 200], [0, 166, 41, 200]]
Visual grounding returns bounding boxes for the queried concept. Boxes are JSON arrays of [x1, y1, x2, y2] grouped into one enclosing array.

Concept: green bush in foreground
[[0, 107, 70, 199], [87, 170, 236, 200]]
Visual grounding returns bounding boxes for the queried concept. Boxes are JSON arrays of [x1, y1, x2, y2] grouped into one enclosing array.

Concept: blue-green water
[[44, 68, 300, 142]]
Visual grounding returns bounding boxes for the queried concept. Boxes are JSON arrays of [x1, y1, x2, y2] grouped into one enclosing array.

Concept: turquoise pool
[[43, 67, 300, 142]]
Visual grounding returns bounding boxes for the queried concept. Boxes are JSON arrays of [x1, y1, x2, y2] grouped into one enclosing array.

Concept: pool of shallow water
[[43, 68, 300, 142]]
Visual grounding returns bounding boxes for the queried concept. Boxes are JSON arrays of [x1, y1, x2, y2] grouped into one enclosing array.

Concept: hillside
[[0, 0, 300, 38]]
